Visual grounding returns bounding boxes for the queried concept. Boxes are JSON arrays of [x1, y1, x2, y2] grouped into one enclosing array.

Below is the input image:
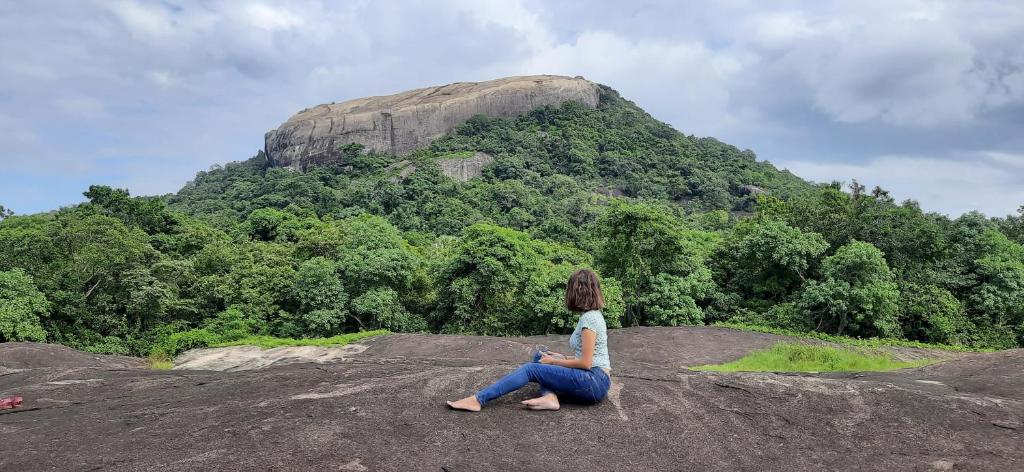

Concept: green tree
[[151, 217, 230, 257], [294, 219, 347, 260], [596, 202, 719, 325], [784, 184, 854, 249], [0, 213, 158, 349], [719, 219, 828, 300], [335, 214, 424, 296], [964, 230, 1024, 347], [0, 269, 49, 342], [936, 217, 1024, 348], [84, 185, 176, 234], [800, 241, 900, 337], [997, 205, 1023, 244], [352, 287, 425, 332], [899, 283, 970, 345], [636, 271, 715, 326], [7, 90, 1024, 351], [202, 306, 259, 342], [188, 240, 296, 337], [435, 223, 620, 335], [851, 199, 944, 277], [242, 208, 294, 242], [294, 257, 348, 336], [122, 268, 174, 332]]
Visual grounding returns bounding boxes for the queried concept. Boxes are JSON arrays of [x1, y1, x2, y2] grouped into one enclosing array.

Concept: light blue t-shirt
[[569, 310, 611, 370]]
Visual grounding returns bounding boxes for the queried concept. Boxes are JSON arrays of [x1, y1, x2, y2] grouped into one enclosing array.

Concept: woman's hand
[[538, 353, 558, 365]]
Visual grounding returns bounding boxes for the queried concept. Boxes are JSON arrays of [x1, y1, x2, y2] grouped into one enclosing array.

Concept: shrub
[[83, 336, 131, 355], [729, 302, 811, 332], [302, 309, 348, 336], [202, 307, 259, 342], [150, 328, 220, 357]]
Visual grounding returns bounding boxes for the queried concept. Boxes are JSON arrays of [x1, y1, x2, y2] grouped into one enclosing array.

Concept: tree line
[[1, 93, 1021, 355]]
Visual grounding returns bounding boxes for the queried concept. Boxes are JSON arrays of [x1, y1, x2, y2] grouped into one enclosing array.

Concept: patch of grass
[[148, 353, 174, 370], [150, 360, 174, 370], [713, 322, 988, 352], [691, 342, 935, 373], [209, 330, 389, 349]]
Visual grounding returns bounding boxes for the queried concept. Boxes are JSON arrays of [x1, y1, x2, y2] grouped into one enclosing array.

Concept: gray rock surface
[[265, 75, 600, 170], [172, 344, 369, 372], [386, 152, 495, 184], [0, 342, 144, 370], [737, 184, 767, 196], [437, 152, 494, 182], [1, 327, 1021, 471]]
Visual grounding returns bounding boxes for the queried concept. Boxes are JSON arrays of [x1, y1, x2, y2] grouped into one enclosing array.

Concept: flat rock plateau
[[1, 327, 1021, 471]]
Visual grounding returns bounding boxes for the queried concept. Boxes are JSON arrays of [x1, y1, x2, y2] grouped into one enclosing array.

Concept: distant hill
[[2, 75, 1020, 359], [171, 76, 811, 226]]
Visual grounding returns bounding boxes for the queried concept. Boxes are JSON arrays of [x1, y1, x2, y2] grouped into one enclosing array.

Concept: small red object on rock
[[0, 396, 23, 409]]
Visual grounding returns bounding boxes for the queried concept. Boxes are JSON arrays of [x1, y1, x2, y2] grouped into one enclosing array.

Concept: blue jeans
[[475, 352, 611, 406]]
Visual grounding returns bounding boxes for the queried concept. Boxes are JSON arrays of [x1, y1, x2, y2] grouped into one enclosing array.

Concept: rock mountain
[[265, 75, 601, 171]]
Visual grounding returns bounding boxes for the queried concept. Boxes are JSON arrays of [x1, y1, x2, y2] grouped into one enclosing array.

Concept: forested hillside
[[1, 91, 1022, 357]]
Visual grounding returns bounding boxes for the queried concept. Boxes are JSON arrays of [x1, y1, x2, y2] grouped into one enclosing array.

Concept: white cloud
[[108, 0, 175, 37], [243, 3, 304, 31], [54, 96, 108, 120], [745, 11, 821, 46], [148, 70, 180, 88], [2, 0, 1024, 216], [985, 151, 1024, 169], [793, 21, 987, 126], [0, 113, 37, 152], [719, 2, 1024, 127], [512, 31, 743, 136], [455, 0, 553, 51]]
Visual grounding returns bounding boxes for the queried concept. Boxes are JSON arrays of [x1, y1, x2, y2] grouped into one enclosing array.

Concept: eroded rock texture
[[437, 152, 495, 182], [385, 152, 495, 184], [265, 75, 600, 170]]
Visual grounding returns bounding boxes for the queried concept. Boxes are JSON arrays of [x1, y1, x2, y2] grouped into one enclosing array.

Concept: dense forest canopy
[[2, 90, 1023, 356]]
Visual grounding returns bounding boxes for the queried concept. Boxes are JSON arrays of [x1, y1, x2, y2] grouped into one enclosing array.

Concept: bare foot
[[447, 395, 481, 412], [522, 393, 560, 411]]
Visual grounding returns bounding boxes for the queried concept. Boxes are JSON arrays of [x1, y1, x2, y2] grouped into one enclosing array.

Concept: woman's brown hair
[[565, 269, 605, 312]]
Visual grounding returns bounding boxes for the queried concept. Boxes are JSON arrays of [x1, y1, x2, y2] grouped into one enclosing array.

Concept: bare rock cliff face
[[438, 152, 495, 182], [265, 75, 600, 170]]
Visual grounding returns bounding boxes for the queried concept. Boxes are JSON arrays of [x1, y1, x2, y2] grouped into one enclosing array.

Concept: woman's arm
[[541, 329, 595, 369]]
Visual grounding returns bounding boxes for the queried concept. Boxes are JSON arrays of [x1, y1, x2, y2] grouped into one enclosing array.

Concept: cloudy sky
[[2, 0, 1023, 217]]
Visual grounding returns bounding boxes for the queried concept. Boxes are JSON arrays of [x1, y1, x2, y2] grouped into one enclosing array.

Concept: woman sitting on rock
[[447, 269, 612, 412]]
